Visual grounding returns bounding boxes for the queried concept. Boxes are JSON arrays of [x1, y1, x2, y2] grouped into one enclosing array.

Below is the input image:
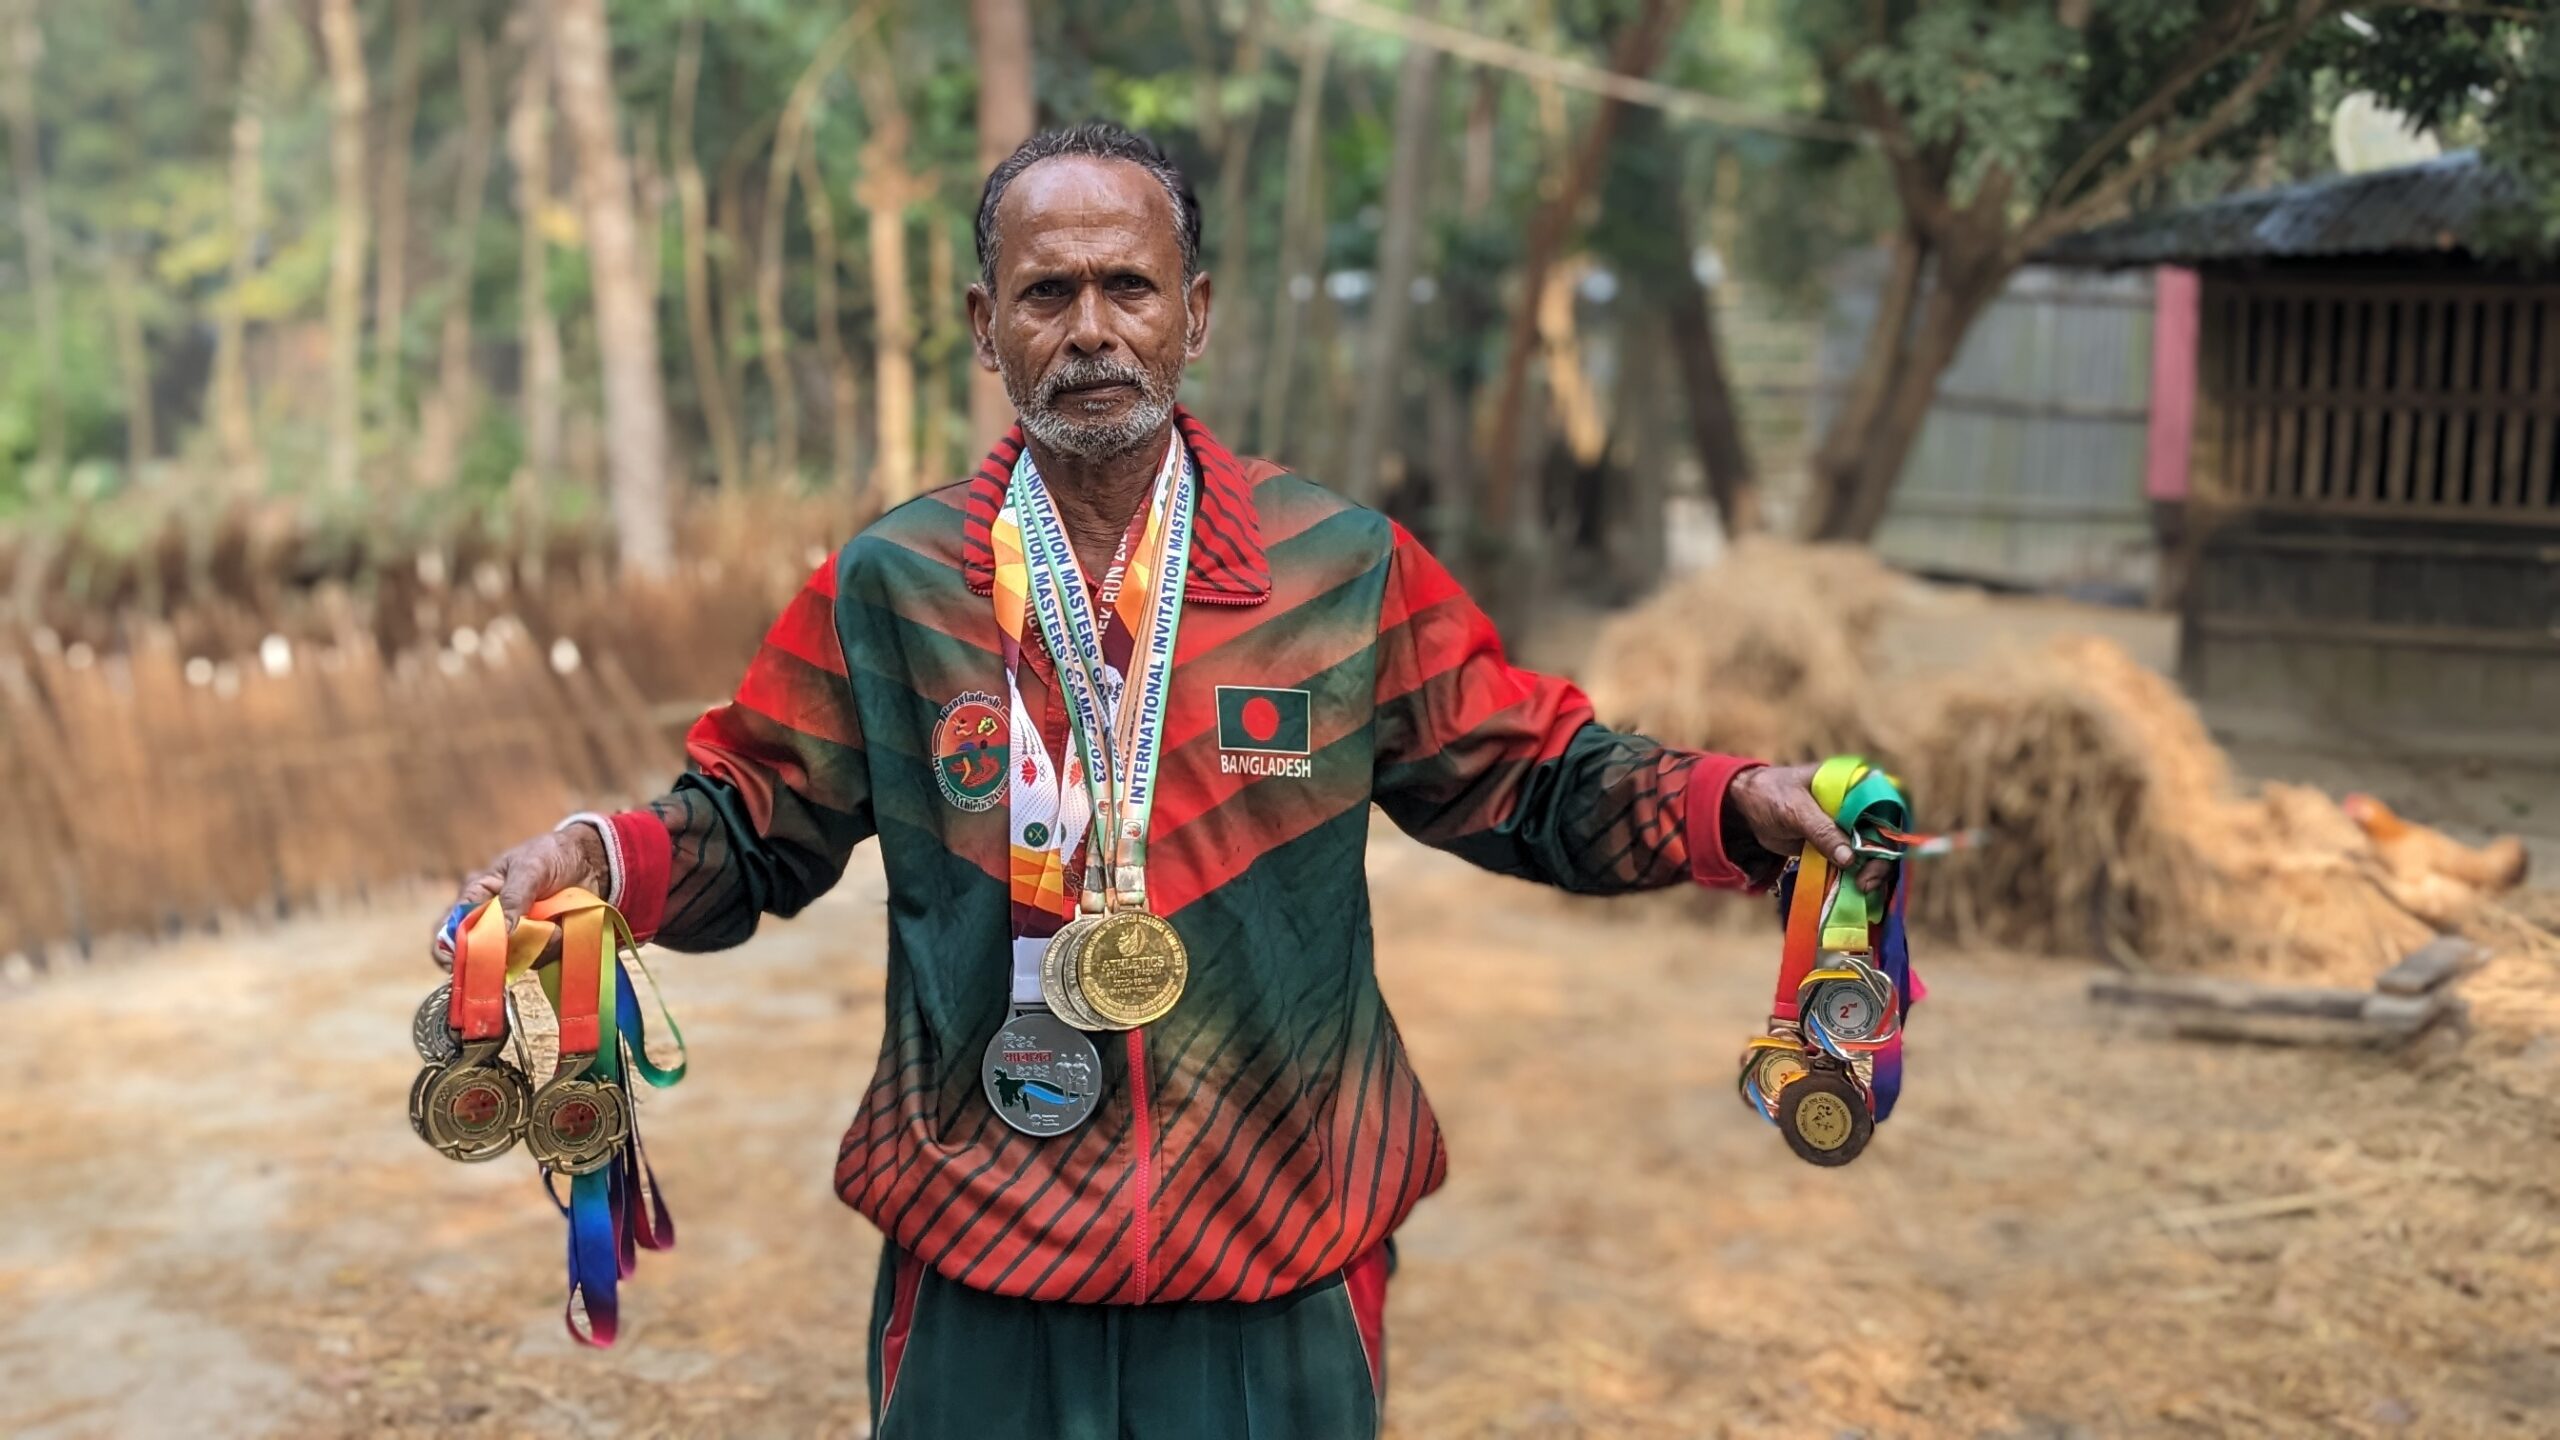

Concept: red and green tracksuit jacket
[[587, 410, 1764, 1309]]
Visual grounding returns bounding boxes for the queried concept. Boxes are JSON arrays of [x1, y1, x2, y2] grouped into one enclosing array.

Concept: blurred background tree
[[0, 0, 2550, 591]]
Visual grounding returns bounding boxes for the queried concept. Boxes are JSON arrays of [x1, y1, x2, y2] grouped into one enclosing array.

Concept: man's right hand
[[433, 825, 610, 970]]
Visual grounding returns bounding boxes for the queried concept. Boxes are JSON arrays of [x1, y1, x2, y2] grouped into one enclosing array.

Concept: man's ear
[[1182, 271, 1213, 364], [967, 284, 1001, 373]]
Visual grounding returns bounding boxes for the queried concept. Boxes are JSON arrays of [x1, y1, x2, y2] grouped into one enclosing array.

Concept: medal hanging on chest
[[978, 438, 1197, 1137]]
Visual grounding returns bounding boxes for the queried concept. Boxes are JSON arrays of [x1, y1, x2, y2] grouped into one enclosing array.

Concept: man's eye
[[1109, 276, 1152, 293], [1023, 280, 1066, 300]]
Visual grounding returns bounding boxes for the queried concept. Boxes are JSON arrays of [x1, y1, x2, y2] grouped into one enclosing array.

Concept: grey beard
[[1005, 347, 1183, 462]]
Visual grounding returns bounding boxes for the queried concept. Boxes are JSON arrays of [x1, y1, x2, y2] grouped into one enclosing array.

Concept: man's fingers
[[1856, 857, 1892, 894], [1800, 802, 1856, 870], [495, 863, 542, 929]]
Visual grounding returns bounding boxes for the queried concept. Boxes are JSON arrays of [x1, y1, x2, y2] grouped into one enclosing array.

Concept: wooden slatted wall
[[2197, 276, 2560, 522]]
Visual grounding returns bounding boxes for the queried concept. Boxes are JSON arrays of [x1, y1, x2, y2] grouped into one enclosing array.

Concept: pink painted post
[[2145, 265, 2202, 502]]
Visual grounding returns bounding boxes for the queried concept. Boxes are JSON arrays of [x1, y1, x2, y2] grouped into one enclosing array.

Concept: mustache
[[1035, 356, 1154, 407]]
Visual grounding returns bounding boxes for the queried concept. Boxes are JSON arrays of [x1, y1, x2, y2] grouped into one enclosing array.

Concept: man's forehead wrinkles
[[1011, 226, 1156, 273]]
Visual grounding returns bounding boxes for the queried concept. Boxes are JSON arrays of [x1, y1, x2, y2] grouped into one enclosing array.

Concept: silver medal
[[413, 982, 460, 1064], [1812, 978, 1883, 1041], [981, 1009, 1104, 1137]]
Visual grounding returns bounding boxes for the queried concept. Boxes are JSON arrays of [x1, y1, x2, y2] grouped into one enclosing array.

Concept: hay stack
[[1901, 637, 2434, 977], [1590, 543, 2494, 979], [1584, 539, 1902, 762]]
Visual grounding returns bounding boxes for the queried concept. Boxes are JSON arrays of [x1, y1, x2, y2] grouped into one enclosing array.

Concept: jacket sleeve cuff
[[607, 810, 674, 943], [1685, 754, 1771, 891]]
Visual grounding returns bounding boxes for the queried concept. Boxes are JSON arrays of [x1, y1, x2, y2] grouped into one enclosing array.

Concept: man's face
[[969, 155, 1213, 463]]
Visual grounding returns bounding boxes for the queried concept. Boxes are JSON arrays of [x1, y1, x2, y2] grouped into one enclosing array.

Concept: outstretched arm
[[1369, 524, 1863, 894], [443, 555, 875, 955]]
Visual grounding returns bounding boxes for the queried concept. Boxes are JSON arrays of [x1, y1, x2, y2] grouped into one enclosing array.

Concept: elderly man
[[449, 122, 1869, 1438]]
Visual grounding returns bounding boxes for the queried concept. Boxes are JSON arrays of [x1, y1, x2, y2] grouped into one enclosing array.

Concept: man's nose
[[1065, 286, 1115, 355]]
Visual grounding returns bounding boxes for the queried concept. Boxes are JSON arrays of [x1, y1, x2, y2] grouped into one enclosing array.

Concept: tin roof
[[2037, 150, 2528, 267]]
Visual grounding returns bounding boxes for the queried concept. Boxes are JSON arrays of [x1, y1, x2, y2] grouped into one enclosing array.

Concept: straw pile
[[1583, 540, 1903, 763], [1587, 544, 2522, 980], [1899, 638, 2435, 977]]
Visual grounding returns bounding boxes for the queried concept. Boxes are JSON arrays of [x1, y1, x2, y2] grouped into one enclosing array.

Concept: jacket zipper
[[1126, 1028, 1154, 1300]]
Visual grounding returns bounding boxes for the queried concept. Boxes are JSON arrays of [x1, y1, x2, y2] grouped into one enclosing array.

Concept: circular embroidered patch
[[933, 690, 1009, 813]]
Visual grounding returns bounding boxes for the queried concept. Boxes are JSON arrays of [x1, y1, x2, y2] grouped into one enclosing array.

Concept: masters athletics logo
[[1215, 686, 1313, 778], [932, 690, 1009, 812]]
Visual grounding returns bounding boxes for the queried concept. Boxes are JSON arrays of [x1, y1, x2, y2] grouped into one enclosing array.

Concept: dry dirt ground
[[5, 828, 2560, 1440]]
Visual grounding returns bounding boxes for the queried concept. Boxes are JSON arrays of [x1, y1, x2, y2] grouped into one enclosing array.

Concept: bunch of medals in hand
[[408, 894, 684, 1346]]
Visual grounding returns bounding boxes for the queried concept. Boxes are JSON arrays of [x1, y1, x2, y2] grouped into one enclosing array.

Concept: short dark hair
[[974, 122, 1202, 290]]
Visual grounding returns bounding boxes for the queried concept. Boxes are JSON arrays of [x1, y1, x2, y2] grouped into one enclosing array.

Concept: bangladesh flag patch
[[1215, 686, 1311, 756]]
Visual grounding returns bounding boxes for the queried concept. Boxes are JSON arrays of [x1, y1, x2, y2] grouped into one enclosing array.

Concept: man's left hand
[[1726, 763, 1894, 893]]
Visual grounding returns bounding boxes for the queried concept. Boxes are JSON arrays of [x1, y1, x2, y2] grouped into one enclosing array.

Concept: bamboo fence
[[0, 494, 830, 968]]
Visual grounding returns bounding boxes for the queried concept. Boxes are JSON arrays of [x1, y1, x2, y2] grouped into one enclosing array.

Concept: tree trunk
[[1809, 244, 2011, 542], [2, 0, 62, 490], [714, 161, 759, 475], [104, 250, 153, 470], [1802, 225, 1923, 526], [211, 0, 278, 488], [1203, 0, 1268, 438], [1615, 310, 1672, 595], [855, 43, 920, 508], [1460, 66, 1496, 220], [507, 3, 562, 486], [670, 18, 742, 490], [795, 129, 861, 503], [551, 0, 673, 574], [414, 14, 492, 491], [1254, 24, 1330, 457], [923, 208, 960, 488], [318, 0, 369, 495], [967, 0, 1034, 449], [372, 0, 422, 440], [1613, 116, 1759, 537], [757, 16, 870, 485], [1480, 0, 1686, 537], [1663, 272, 1762, 538], [1339, 0, 1439, 504]]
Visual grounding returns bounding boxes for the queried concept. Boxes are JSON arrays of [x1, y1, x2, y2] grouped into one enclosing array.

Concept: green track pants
[[866, 1241, 1392, 1439]]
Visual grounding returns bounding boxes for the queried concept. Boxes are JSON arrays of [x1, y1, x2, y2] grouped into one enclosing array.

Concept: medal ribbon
[[989, 437, 1192, 1006], [1771, 758, 1928, 1120], [1010, 441, 1195, 907], [506, 889, 687, 1348]]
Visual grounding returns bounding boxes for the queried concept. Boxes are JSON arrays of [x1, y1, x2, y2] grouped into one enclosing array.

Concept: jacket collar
[[960, 406, 1272, 605]]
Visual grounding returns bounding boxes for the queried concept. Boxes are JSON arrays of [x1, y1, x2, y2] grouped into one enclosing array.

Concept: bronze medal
[[1074, 910, 1188, 1029], [1777, 1065, 1873, 1168], [412, 1038, 535, 1163], [524, 1072, 631, 1175], [413, 982, 460, 1064]]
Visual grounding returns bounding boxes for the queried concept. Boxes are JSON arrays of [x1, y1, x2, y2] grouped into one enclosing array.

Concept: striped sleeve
[[1369, 523, 1760, 893], [606, 555, 876, 950]]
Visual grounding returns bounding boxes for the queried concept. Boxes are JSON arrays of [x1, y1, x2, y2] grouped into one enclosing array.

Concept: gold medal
[[411, 1039, 535, 1163], [1074, 909, 1188, 1029], [524, 1073, 631, 1175], [1042, 916, 1109, 1031]]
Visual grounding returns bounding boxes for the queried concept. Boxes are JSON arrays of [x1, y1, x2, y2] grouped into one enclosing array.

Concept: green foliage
[[1796, 1, 2554, 248]]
